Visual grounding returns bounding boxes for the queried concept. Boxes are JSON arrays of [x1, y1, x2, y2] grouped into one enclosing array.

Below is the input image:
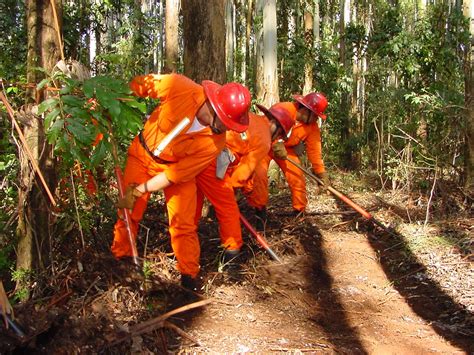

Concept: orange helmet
[[202, 80, 251, 133], [256, 102, 296, 136], [293, 92, 328, 120]]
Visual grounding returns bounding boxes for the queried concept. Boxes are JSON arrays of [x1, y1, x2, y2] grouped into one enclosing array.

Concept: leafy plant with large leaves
[[37, 74, 145, 172]]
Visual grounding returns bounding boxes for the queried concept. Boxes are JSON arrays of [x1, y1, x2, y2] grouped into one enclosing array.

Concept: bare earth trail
[[1, 183, 472, 354], [176, 189, 473, 354]]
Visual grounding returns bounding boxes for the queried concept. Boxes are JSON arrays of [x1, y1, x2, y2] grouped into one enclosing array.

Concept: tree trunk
[[17, 0, 61, 286], [303, 5, 314, 94], [340, 0, 352, 168], [182, 0, 226, 83], [255, 0, 264, 97], [463, 0, 474, 194], [164, 0, 180, 73], [245, 0, 253, 86], [225, 0, 235, 80], [256, 0, 279, 107], [313, 0, 320, 47]]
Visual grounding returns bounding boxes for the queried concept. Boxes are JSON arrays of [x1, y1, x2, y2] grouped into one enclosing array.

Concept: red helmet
[[256, 102, 296, 135], [293, 92, 328, 120], [202, 80, 251, 133]]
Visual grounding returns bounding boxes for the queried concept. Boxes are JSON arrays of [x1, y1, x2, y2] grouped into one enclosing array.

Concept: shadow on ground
[[332, 195, 474, 353]]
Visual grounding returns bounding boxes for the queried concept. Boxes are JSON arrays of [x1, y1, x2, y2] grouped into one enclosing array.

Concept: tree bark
[[463, 0, 474, 194], [339, 0, 352, 168], [225, 0, 235, 80], [303, 5, 314, 94], [164, 0, 180, 73], [17, 0, 61, 282], [256, 0, 279, 107], [182, 0, 226, 83], [245, 0, 253, 86]]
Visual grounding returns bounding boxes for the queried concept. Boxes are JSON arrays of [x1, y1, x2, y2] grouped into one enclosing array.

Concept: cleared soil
[[1, 177, 472, 354]]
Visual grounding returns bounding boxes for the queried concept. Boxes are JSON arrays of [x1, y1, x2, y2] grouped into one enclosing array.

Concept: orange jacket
[[129, 74, 225, 183], [226, 113, 272, 187], [284, 119, 325, 174]]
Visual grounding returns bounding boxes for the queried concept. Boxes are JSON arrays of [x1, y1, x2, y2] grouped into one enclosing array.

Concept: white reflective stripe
[[153, 117, 191, 156]]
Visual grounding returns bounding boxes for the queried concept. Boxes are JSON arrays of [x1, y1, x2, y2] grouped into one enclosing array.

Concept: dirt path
[[1, 186, 472, 354], [175, 191, 473, 354], [178, 233, 466, 353]]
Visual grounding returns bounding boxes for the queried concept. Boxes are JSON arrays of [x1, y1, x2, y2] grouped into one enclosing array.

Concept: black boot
[[222, 249, 242, 281], [180, 274, 200, 292], [255, 207, 267, 231]]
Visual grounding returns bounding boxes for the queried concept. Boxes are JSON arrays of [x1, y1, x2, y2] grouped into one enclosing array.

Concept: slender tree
[[164, 0, 180, 73], [17, 0, 62, 283], [226, 0, 235, 80], [463, 0, 474, 193], [255, 0, 279, 106], [303, 1, 314, 94], [340, 0, 352, 168], [182, 0, 226, 83]]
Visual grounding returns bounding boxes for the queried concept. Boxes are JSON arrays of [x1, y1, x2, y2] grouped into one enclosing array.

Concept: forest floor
[[1, 172, 473, 354]]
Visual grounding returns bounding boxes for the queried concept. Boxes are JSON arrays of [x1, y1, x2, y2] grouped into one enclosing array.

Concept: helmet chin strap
[[210, 111, 225, 134], [318, 117, 323, 129]]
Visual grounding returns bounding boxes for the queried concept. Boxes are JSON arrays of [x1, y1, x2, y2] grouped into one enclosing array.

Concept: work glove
[[0, 281, 13, 328], [316, 172, 331, 188], [117, 183, 143, 210], [272, 141, 288, 160]]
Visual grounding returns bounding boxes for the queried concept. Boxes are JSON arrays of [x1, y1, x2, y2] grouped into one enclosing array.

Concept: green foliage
[[0, 0, 26, 80], [89, 0, 162, 78], [37, 74, 145, 172], [11, 267, 33, 302]]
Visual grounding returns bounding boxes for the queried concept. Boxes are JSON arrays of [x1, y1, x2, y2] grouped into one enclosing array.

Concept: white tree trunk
[[164, 0, 180, 73], [257, 0, 279, 106], [225, 0, 235, 79], [303, 6, 313, 94], [313, 0, 320, 47]]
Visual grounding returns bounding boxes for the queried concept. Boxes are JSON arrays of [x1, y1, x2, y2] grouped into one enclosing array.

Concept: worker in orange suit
[[111, 73, 251, 291], [247, 92, 330, 223], [194, 102, 296, 269]]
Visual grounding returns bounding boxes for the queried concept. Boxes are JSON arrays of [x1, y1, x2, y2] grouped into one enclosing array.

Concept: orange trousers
[[195, 161, 243, 252], [247, 147, 307, 212], [111, 148, 202, 278]]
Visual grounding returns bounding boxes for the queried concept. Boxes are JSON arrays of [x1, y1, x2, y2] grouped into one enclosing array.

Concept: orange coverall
[[111, 74, 225, 278], [195, 113, 272, 249], [247, 103, 325, 212]]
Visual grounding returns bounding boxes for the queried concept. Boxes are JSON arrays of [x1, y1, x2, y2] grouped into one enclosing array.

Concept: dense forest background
[[0, 0, 472, 305]]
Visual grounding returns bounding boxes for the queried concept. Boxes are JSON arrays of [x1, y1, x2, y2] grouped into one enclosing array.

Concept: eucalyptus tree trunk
[[225, 0, 235, 80], [17, 0, 61, 284], [255, 0, 264, 96], [303, 4, 314, 94], [313, 0, 320, 47], [463, 0, 474, 193], [164, 0, 180, 73], [245, 0, 253, 86], [255, 0, 279, 107], [182, 0, 226, 83], [235, 0, 247, 82], [156, 0, 165, 72], [340, 0, 352, 168]]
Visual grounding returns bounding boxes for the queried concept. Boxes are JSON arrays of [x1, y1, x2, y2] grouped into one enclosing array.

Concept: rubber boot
[[180, 274, 200, 292], [222, 249, 242, 281]]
